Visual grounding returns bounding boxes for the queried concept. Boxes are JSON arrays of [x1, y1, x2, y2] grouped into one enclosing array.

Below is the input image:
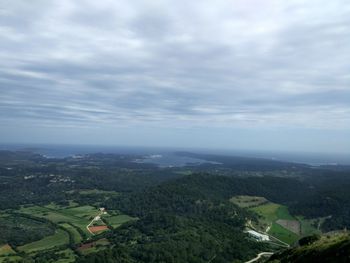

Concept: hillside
[[268, 233, 350, 263]]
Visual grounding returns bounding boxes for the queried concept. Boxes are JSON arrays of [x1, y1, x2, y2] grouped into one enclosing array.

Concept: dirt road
[[245, 252, 274, 263]]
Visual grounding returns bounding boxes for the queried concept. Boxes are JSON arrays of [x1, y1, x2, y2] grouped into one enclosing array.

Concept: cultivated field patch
[[20, 205, 92, 236], [60, 223, 83, 243], [88, 225, 109, 234], [249, 202, 301, 244], [104, 214, 136, 228], [276, 219, 301, 235], [18, 229, 69, 253], [230, 195, 268, 208]]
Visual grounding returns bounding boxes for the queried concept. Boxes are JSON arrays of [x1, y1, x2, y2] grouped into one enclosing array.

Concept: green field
[[250, 202, 300, 244], [297, 216, 322, 236], [250, 202, 296, 223], [20, 205, 94, 236], [104, 214, 136, 228], [60, 223, 83, 243], [269, 222, 299, 244], [4, 202, 134, 257], [0, 256, 22, 263], [44, 201, 79, 210], [18, 229, 69, 253], [55, 249, 76, 263], [62, 205, 98, 219]]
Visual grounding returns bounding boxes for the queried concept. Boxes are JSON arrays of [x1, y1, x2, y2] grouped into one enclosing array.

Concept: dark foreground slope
[[268, 233, 350, 263]]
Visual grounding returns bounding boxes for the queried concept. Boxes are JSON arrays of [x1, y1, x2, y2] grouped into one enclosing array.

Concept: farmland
[[246, 198, 318, 245], [104, 214, 137, 228], [19, 205, 92, 237], [18, 229, 69, 253], [0, 200, 135, 261], [230, 195, 268, 208]]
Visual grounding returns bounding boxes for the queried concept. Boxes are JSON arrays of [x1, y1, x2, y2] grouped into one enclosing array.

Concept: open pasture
[[104, 214, 136, 228], [18, 229, 69, 253]]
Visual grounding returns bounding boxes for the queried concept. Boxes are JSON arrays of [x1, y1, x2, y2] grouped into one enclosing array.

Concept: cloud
[[0, 0, 350, 133]]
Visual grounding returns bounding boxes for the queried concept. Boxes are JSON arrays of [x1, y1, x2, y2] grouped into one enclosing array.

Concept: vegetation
[[249, 202, 301, 244], [269, 232, 350, 263], [0, 214, 55, 247], [104, 215, 136, 228], [1, 150, 350, 262], [230, 195, 268, 208], [17, 229, 69, 253]]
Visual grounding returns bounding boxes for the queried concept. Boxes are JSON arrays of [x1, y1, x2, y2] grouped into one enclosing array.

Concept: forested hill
[[106, 173, 311, 217], [79, 174, 280, 263]]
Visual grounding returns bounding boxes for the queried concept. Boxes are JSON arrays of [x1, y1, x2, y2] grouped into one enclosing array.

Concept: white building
[[247, 230, 270, 241]]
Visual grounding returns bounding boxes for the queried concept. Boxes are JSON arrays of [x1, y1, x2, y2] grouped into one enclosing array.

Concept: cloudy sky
[[0, 0, 349, 153]]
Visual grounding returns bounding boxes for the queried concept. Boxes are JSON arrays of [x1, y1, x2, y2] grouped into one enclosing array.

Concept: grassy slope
[[60, 223, 83, 243], [104, 214, 136, 228], [18, 229, 69, 253], [269, 233, 350, 263], [20, 205, 92, 236], [55, 249, 77, 263], [0, 256, 22, 263]]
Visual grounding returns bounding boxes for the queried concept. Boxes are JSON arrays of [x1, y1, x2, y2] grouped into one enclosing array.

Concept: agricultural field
[[77, 238, 110, 255], [0, 200, 136, 261], [0, 256, 22, 263], [19, 205, 95, 236], [18, 229, 69, 253], [297, 216, 324, 236], [268, 221, 300, 245], [249, 200, 318, 245], [230, 195, 268, 208], [59, 223, 83, 243], [104, 214, 137, 228], [55, 249, 76, 263]]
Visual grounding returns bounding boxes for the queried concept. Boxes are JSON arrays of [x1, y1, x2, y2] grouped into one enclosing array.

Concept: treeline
[[289, 171, 350, 231]]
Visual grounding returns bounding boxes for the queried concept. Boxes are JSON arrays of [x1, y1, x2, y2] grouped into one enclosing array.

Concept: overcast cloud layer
[[0, 0, 350, 152]]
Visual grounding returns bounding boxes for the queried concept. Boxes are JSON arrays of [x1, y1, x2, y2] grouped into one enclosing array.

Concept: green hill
[[268, 232, 350, 263]]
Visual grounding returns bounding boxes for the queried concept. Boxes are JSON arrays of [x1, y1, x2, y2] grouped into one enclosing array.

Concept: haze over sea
[[1, 144, 349, 166]]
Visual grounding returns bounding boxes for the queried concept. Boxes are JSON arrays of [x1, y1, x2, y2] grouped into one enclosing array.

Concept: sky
[[0, 0, 350, 153]]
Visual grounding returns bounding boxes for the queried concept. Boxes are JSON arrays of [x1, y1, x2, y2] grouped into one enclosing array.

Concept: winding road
[[245, 252, 274, 263]]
